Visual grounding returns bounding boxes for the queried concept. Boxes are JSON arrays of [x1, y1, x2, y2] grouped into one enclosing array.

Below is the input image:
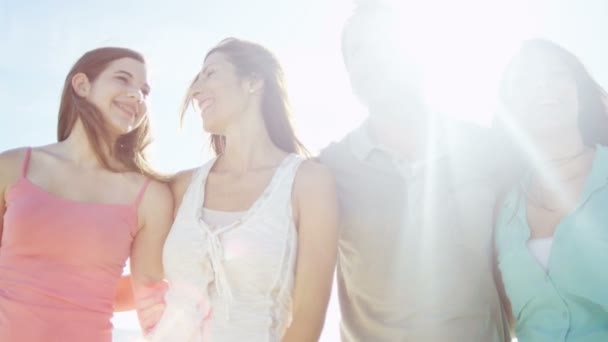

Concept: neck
[[529, 132, 594, 188], [536, 129, 587, 161], [219, 110, 285, 174], [60, 119, 116, 169]]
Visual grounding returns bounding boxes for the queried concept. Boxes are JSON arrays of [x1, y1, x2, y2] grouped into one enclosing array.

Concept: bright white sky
[[2, 0, 607, 340]]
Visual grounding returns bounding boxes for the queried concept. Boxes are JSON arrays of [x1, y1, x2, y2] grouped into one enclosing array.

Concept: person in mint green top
[[494, 39, 608, 342]]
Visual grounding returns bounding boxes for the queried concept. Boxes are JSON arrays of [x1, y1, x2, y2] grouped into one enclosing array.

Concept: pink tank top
[[0, 148, 150, 342]]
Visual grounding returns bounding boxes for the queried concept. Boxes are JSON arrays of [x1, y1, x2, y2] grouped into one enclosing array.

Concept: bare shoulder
[[0, 147, 31, 186], [170, 167, 198, 208], [0, 147, 29, 167], [142, 179, 173, 206], [171, 168, 197, 189], [295, 159, 335, 184], [292, 159, 339, 233], [293, 159, 337, 199], [137, 178, 173, 229]]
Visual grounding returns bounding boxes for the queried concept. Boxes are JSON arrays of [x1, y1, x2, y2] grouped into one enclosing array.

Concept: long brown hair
[[58, 47, 164, 180], [181, 38, 309, 157]]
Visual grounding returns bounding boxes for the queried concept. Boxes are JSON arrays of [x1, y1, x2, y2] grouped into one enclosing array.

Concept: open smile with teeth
[[115, 102, 137, 118]]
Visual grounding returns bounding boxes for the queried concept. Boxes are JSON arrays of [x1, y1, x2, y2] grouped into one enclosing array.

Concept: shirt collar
[[348, 119, 452, 166]]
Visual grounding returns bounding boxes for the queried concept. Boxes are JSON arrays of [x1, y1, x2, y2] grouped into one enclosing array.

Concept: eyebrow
[[115, 70, 151, 94], [115, 70, 134, 78], [201, 62, 220, 75]]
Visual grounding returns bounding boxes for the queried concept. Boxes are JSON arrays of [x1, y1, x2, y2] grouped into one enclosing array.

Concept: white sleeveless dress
[[148, 154, 303, 341]]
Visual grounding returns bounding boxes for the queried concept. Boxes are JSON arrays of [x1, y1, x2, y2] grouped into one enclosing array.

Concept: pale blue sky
[[2, 0, 607, 340], [0, 0, 363, 174]]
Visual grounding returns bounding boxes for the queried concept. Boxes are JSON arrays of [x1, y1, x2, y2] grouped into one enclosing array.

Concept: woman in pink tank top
[[0, 47, 173, 342]]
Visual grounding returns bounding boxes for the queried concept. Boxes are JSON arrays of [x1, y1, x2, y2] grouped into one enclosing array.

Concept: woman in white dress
[[147, 38, 339, 341]]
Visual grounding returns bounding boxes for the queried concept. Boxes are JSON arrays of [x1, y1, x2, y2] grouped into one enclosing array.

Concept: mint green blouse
[[495, 145, 608, 342]]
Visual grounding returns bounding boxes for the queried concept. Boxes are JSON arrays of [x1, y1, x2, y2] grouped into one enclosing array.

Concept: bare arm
[[113, 168, 195, 313], [130, 180, 173, 332], [0, 162, 5, 248], [282, 160, 339, 342], [0, 164, 6, 249], [0, 148, 28, 251], [114, 169, 195, 330]]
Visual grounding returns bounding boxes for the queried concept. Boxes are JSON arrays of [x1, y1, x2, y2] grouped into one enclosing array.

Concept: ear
[[71, 72, 91, 98], [246, 73, 264, 95]]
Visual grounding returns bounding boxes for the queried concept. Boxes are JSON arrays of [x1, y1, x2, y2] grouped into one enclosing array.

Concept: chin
[[202, 116, 230, 134], [108, 123, 136, 136], [202, 122, 224, 135], [105, 115, 134, 132]]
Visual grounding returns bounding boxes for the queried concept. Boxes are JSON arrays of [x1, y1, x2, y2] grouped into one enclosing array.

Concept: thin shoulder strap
[[134, 178, 152, 208], [21, 147, 32, 178]]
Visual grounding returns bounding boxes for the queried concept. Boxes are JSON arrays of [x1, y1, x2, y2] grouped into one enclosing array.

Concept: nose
[[127, 87, 145, 103], [190, 75, 204, 97]]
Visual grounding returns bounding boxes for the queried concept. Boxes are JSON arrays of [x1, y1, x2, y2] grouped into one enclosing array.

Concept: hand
[[136, 281, 168, 334]]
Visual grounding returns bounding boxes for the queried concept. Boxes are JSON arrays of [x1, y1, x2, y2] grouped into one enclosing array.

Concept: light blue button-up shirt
[[496, 145, 608, 342]]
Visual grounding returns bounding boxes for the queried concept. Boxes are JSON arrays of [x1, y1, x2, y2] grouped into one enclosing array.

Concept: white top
[[201, 208, 246, 228], [527, 237, 554, 272], [148, 154, 304, 342]]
